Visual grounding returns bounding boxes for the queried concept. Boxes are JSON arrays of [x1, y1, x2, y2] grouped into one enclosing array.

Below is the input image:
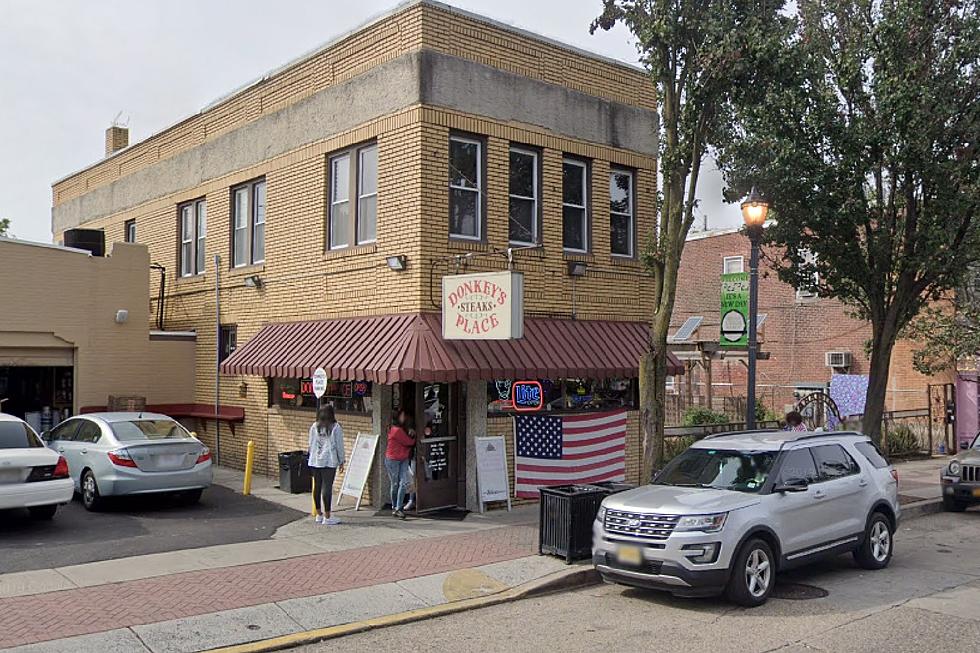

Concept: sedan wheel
[[81, 470, 103, 511]]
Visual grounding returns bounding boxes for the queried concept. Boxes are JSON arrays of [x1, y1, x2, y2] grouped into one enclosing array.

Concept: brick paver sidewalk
[[0, 524, 536, 649]]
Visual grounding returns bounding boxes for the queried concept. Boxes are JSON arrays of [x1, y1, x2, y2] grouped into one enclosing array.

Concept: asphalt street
[[301, 511, 980, 653], [0, 485, 304, 573]]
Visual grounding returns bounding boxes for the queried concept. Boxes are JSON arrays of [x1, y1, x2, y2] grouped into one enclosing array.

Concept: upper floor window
[[609, 169, 635, 257], [796, 249, 819, 301], [329, 143, 377, 250], [124, 219, 136, 243], [179, 198, 206, 277], [508, 146, 539, 245], [232, 179, 265, 267], [449, 136, 482, 240], [723, 256, 744, 274], [562, 159, 588, 252]]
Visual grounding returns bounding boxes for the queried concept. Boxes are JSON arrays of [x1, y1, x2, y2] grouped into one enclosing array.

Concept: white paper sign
[[475, 435, 511, 512], [338, 432, 378, 510], [312, 368, 328, 399], [442, 271, 524, 340]]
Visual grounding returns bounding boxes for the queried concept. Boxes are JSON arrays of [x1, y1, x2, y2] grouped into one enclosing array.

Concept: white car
[[0, 414, 74, 519]]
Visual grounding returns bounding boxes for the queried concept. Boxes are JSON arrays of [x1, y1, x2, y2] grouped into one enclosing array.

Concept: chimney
[[105, 125, 129, 156]]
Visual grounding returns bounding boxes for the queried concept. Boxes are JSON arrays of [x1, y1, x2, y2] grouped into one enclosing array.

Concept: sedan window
[[0, 421, 43, 449], [111, 419, 193, 442], [74, 421, 103, 444]]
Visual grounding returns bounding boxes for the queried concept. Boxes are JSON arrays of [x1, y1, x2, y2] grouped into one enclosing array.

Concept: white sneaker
[[314, 514, 324, 524], [403, 499, 415, 511], [324, 517, 341, 525]]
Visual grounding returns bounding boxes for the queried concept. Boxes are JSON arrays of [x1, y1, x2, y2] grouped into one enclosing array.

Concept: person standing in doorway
[[308, 405, 345, 525], [385, 411, 415, 519]]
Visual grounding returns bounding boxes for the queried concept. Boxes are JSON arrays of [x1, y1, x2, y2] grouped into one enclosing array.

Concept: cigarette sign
[[442, 271, 524, 340]]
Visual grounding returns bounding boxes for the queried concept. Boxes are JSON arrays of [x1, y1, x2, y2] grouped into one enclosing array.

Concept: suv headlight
[[596, 505, 607, 522], [948, 460, 961, 477], [676, 513, 728, 533]]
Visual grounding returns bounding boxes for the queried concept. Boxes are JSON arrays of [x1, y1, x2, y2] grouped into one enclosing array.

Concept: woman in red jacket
[[384, 411, 415, 519]]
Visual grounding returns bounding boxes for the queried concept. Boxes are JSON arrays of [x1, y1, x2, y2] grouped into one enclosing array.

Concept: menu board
[[427, 441, 449, 474], [337, 433, 379, 511], [474, 436, 511, 512]]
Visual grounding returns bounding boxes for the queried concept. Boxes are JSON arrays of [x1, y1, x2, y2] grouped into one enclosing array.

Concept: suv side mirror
[[775, 478, 809, 493]]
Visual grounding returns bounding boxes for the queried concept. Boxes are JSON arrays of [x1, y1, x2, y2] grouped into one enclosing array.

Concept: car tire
[[725, 538, 775, 607], [853, 511, 893, 570], [180, 489, 203, 505], [28, 504, 57, 520], [943, 496, 968, 512], [81, 470, 104, 511]]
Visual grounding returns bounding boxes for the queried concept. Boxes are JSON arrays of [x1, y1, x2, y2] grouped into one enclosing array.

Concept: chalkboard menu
[[427, 441, 449, 476]]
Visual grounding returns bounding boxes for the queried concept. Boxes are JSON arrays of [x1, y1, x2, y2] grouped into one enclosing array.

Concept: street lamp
[[741, 187, 769, 429]]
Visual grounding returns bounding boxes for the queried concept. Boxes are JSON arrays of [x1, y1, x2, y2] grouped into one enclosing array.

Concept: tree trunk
[[640, 297, 674, 483], [863, 317, 899, 444]]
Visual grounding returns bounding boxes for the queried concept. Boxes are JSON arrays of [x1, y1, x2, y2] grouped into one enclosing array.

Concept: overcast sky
[[0, 0, 740, 243]]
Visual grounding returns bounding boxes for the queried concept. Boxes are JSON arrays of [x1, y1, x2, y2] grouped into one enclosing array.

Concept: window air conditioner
[[825, 351, 852, 368]]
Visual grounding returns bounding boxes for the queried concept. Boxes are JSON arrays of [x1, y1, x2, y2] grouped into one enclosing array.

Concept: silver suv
[[593, 431, 900, 606]]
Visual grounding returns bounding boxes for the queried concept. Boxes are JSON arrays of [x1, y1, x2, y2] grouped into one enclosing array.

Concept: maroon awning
[[220, 313, 683, 383]]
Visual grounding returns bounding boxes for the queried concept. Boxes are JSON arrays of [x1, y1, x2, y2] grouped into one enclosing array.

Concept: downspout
[[150, 263, 166, 331]]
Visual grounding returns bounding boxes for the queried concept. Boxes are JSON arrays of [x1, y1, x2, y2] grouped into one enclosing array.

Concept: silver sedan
[[43, 412, 213, 510]]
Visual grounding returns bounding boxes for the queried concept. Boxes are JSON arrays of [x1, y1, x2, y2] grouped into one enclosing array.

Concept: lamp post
[[741, 187, 769, 430]]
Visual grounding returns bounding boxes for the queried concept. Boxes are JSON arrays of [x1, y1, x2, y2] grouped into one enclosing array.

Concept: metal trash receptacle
[[278, 450, 312, 494], [588, 481, 636, 494], [539, 484, 609, 563]]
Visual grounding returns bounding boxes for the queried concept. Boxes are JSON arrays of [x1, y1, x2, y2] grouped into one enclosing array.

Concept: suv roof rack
[[701, 429, 781, 441]]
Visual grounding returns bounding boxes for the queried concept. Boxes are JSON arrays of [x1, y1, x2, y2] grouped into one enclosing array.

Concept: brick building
[[50, 0, 682, 511], [669, 228, 955, 417]]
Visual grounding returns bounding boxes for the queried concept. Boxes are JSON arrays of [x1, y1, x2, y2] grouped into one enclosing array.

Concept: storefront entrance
[[395, 381, 465, 512]]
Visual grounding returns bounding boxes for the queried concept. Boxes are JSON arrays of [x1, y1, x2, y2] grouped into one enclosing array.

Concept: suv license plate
[[616, 544, 643, 566]]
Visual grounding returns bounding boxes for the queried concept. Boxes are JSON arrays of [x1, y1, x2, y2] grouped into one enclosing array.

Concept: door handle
[[57, 448, 65, 453], [81, 449, 88, 455], [858, 479, 869, 487], [813, 490, 826, 499]]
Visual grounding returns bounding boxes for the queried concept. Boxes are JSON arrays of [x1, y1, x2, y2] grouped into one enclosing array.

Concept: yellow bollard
[[242, 440, 255, 496]]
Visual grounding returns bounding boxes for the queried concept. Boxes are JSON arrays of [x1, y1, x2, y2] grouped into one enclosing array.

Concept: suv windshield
[[0, 421, 43, 449], [655, 448, 777, 493], [111, 419, 193, 442]]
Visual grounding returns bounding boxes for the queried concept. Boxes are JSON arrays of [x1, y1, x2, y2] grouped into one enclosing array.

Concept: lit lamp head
[[740, 187, 769, 235]]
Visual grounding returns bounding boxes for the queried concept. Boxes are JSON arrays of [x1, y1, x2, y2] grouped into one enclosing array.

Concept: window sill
[[323, 243, 377, 260], [610, 255, 642, 268], [563, 251, 594, 262], [447, 239, 490, 252], [228, 263, 266, 277], [174, 273, 207, 285]]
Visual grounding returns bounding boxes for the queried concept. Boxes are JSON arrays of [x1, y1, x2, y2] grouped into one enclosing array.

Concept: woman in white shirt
[[308, 405, 345, 525]]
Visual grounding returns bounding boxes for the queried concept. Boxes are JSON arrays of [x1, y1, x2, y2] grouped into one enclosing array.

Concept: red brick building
[[669, 229, 953, 417]]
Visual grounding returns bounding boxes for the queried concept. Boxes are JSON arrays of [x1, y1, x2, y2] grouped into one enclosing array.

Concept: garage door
[[0, 347, 74, 367]]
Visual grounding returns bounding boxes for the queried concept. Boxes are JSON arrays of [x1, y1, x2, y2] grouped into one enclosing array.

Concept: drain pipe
[[214, 254, 221, 466], [149, 263, 166, 331]]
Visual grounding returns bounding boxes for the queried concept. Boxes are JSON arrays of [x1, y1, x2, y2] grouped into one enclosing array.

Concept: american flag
[[514, 409, 627, 498]]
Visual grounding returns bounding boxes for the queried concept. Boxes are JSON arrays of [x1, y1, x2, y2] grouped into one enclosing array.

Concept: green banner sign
[[720, 272, 749, 347]]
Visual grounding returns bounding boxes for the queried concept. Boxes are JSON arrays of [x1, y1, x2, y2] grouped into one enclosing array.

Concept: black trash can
[[588, 481, 636, 494], [278, 450, 312, 494], [539, 484, 610, 563]]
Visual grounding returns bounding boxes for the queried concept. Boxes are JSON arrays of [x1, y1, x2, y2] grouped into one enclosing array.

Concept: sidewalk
[[0, 457, 950, 653]]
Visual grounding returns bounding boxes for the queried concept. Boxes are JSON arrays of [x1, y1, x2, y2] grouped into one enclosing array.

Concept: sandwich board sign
[[474, 435, 511, 513], [337, 432, 378, 510]]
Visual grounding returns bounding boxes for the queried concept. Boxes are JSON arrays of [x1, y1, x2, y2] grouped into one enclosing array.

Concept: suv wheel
[[853, 512, 893, 570], [943, 496, 968, 512], [725, 538, 775, 607]]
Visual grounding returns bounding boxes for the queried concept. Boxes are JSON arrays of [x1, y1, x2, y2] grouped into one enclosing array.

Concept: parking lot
[[0, 485, 304, 573]]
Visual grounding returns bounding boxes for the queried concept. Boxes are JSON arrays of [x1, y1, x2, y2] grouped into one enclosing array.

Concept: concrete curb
[[901, 498, 944, 521], [205, 564, 600, 653]]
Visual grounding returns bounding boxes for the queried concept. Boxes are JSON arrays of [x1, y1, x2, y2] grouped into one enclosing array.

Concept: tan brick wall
[[0, 241, 194, 411], [52, 2, 653, 207]]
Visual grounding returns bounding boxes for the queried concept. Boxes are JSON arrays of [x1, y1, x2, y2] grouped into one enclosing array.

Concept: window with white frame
[[232, 179, 265, 267], [723, 256, 744, 274], [508, 146, 539, 245], [562, 159, 588, 252], [609, 169, 634, 257], [449, 136, 482, 240], [329, 143, 377, 250], [179, 198, 206, 277]]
